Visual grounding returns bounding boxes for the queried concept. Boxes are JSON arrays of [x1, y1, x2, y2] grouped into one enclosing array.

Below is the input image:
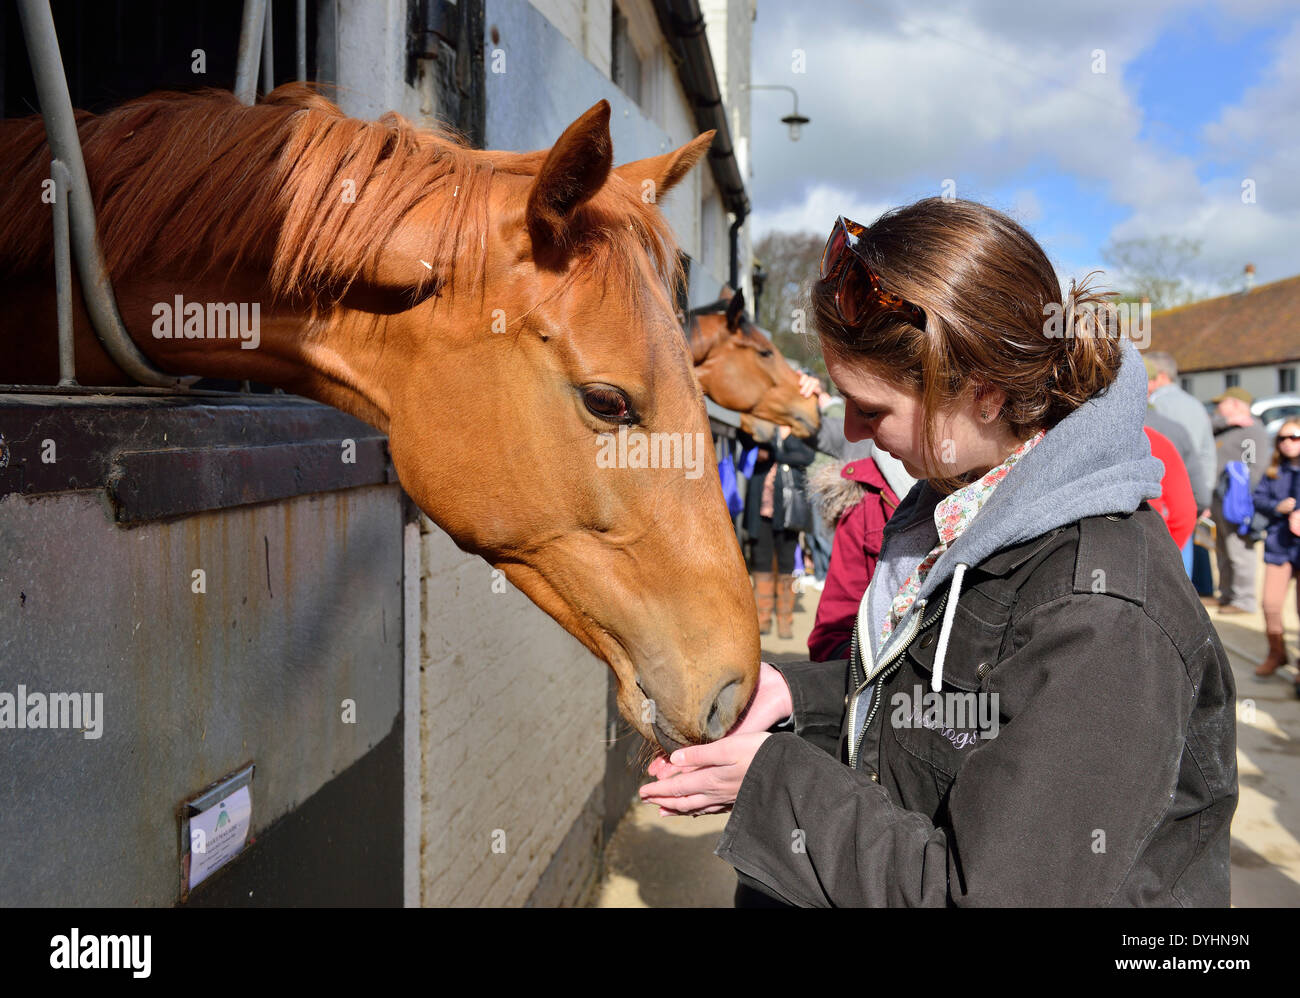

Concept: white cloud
[[745, 0, 1300, 290], [750, 184, 894, 240]]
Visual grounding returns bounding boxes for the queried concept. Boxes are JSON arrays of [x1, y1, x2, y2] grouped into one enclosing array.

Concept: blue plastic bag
[[718, 452, 744, 517]]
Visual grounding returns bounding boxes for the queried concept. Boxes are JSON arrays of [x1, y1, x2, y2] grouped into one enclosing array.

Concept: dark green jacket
[[716, 505, 1237, 906]]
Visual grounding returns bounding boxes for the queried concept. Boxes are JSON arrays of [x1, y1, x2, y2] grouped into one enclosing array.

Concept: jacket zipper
[[846, 587, 951, 769]]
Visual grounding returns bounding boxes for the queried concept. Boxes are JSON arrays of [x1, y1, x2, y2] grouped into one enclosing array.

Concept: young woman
[[639, 198, 1238, 906], [1252, 419, 1300, 687]]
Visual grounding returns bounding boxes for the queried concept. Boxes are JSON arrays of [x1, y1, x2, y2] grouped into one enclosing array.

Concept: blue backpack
[[1221, 461, 1256, 536]]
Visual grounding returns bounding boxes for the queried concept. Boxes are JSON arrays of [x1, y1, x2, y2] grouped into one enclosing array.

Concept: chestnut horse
[[0, 85, 758, 752], [687, 288, 820, 438]]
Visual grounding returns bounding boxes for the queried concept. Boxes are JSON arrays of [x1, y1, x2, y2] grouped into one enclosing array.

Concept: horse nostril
[[703, 678, 746, 741]]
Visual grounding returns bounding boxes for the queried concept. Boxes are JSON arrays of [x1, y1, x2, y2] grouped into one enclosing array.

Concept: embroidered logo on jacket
[[890, 684, 1000, 746]]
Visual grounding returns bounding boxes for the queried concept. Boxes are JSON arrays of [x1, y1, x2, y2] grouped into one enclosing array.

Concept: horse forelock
[[519, 174, 686, 336]]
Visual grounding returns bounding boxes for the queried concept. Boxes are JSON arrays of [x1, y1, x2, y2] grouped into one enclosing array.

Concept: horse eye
[[759, 349, 774, 358], [582, 385, 633, 423]]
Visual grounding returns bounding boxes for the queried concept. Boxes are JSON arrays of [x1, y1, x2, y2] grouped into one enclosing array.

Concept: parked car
[[1253, 395, 1300, 436]]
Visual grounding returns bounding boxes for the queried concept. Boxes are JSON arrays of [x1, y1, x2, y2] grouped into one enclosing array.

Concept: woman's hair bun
[[1052, 269, 1123, 412]]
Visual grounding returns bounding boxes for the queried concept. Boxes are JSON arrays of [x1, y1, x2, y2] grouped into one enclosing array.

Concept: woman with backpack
[[1252, 418, 1300, 688]]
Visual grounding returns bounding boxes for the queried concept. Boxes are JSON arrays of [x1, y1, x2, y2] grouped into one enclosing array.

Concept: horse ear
[[725, 288, 746, 331], [526, 100, 614, 255], [613, 129, 716, 203]]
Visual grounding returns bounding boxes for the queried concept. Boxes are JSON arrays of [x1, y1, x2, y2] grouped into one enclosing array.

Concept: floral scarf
[[879, 429, 1047, 646]]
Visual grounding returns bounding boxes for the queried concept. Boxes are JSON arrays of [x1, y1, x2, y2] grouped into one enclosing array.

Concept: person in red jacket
[[1144, 424, 1197, 549], [807, 455, 903, 661]]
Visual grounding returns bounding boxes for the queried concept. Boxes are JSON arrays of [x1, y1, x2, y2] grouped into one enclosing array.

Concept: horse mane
[[688, 297, 731, 317], [0, 83, 685, 317]]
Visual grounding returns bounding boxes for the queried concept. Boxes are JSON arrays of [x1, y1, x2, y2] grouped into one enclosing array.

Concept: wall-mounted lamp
[[743, 84, 810, 141]]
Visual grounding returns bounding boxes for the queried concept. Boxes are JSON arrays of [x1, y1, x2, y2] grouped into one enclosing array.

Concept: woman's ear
[[972, 382, 1008, 421]]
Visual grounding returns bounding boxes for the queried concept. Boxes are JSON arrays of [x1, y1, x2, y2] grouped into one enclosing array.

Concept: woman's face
[[824, 347, 1003, 481], [1279, 422, 1300, 461], [824, 351, 926, 476]]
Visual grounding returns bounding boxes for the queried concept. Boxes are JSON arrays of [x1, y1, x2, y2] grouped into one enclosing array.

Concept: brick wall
[[416, 515, 610, 906]]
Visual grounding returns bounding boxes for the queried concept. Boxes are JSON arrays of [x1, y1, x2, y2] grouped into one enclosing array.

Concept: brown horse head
[[687, 289, 820, 438], [0, 88, 759, 751], [383, 102, 762, 749]]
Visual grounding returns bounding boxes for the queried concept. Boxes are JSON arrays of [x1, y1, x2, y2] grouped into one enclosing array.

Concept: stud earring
[[981, 407, 990, 421]]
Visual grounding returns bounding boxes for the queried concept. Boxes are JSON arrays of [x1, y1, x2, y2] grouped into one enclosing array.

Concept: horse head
[[687, 289, 821, 438], [0, 89, 760, 754], [372, 102, 761, 751]]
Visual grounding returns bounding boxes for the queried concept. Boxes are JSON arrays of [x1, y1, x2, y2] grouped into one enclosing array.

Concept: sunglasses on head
[[818, 216, 927, 331]]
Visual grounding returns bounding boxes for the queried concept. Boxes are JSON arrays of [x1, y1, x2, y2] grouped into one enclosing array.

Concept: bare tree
[[753, 230, 827, 381], [1100, 235, 1237, 310]]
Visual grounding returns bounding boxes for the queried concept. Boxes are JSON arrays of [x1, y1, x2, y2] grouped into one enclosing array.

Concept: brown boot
[[1256, 632, 1290, 676], [754, 572, 776, 635], [776, 574, 797, 639]]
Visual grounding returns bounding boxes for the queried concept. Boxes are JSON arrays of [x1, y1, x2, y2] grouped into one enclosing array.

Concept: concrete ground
[[596, 552, 1300, 908]]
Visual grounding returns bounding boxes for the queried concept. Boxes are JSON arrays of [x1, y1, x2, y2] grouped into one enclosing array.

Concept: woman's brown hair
[[811, 196, 1124, 494]]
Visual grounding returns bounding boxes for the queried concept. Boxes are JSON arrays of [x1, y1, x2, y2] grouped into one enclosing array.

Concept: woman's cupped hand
[[640, 661, 793, 817]]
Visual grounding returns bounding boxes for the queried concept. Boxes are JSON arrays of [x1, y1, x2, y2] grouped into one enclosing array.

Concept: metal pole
[[50, 159, 76, 387], [234, 0, 267, 105], [16, 0, 197, 388], [296, 0, 307, 81], [261, 0, 274, 95]]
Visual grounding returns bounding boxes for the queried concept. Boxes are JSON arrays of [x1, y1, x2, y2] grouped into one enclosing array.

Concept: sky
[[745, 0, 1300, 296]]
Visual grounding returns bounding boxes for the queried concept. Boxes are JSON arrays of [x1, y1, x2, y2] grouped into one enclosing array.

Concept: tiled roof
[[1145, 273, 1300, 372]]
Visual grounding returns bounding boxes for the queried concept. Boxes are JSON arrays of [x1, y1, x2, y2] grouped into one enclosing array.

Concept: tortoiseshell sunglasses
[[818, 215, 927, 331]]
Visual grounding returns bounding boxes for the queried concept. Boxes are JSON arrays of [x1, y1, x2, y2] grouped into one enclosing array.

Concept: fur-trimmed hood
[[808, 446, 915, 530], [808, 462, 869, 530]]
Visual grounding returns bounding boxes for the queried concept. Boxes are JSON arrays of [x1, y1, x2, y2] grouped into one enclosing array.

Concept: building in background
[[328, 0, 753, 308], [1148, 273, 1300, 403], [495, 0, 753, 306]]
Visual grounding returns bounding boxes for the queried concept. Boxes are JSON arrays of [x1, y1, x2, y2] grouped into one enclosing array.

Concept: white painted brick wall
[[527, 0, 588, 58], [416, 514, 607, 906]]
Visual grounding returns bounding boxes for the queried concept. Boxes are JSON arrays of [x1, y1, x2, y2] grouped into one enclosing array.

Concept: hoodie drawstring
[[931, 563, 968, 693]]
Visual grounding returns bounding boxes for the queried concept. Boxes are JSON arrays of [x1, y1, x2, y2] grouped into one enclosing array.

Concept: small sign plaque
[[179, 763, 254, 900]]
